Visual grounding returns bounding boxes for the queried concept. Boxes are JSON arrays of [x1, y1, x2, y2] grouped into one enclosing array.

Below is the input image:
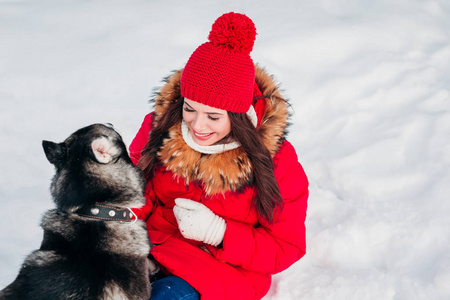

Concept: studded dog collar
[[74, 204, 137, 223]]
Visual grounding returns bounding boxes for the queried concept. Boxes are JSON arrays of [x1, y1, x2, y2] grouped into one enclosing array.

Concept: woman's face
[[182, 98, 231, 146]]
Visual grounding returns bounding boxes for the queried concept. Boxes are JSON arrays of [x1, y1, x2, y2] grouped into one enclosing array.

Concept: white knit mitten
[[173, 198, 226, 247]]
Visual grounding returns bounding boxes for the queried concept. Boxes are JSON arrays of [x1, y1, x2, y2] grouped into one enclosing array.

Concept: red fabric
[[129, 114, 309, 300], [180, 12, 256, 113]]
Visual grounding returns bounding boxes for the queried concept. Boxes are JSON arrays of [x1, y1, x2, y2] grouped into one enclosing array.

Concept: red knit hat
[[180, 12, 257, 113]]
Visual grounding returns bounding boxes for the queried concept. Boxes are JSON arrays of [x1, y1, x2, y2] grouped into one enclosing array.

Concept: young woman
[[130, 12, 309, 300]]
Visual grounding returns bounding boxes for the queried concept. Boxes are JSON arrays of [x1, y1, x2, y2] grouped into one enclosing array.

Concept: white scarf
[[181, 106, 258, 155]]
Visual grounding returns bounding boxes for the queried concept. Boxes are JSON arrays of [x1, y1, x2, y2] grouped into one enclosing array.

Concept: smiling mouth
[[193, 131, 214, 139]]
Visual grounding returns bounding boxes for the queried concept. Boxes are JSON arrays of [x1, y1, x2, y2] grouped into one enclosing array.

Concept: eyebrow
[[184, 102, 224, 115]]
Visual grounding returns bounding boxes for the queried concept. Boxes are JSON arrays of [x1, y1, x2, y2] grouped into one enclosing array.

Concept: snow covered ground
[[1, 0, 449, 299]]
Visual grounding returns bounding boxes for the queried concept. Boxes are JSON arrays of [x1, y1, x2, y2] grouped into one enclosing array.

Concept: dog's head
[[42, 124, 146, 210]]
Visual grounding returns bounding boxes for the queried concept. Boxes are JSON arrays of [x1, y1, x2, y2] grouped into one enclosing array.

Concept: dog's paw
[[147, 257, 160, 276]]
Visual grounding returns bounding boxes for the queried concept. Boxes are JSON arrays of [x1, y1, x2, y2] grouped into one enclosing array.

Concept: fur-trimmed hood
[[152, 65, 290, 195]]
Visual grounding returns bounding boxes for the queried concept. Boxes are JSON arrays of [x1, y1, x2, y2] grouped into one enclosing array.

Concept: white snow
[[1, 0, 449, 299]]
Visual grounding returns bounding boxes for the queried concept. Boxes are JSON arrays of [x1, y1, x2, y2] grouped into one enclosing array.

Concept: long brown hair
[[137, 98, 183, 179], [228, 111, 283, 223], [137, 97, 283, 223]]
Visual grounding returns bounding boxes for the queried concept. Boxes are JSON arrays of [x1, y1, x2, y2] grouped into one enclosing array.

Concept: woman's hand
[[173, 198, 226, 247]]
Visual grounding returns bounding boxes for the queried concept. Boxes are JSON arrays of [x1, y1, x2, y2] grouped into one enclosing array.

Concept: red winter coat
[[129, 66, 309, 300]]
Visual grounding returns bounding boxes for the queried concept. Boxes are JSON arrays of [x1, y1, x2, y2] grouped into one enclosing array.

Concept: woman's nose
[[191, 114, 208, 132]]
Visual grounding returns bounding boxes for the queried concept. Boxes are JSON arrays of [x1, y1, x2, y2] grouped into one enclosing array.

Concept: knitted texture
[[180, 12, 257, 113]]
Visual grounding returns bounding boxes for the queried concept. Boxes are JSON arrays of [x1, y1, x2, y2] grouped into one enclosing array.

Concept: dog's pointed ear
[[91, 137, 120, 164], [43, 140, 67, 166]]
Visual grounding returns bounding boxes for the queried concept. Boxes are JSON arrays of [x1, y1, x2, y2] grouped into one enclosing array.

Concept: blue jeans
[[151, 276, 200, 300]]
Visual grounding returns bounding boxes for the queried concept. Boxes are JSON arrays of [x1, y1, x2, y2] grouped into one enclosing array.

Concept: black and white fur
[[0, 124, 153, 300]]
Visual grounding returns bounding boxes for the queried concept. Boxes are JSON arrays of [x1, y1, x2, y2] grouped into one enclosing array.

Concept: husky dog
[[0, 124, 153, 300]]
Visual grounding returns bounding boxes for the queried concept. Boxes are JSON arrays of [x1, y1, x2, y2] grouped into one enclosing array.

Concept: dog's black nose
[[105, 123, 114, 129]]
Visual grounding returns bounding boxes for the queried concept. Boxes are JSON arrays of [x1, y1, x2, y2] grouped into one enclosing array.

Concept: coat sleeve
[[213, 140, 309, 274], [129, 113, 154, 220], [129, 113, 153, 165]]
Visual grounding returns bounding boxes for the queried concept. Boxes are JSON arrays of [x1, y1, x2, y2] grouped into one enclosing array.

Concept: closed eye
[[184, 104, 220, 121]]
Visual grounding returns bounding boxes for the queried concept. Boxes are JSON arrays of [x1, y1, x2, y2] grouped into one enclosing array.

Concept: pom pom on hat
[[180, 12, 257, 113], [208, 12, 257, 54]]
